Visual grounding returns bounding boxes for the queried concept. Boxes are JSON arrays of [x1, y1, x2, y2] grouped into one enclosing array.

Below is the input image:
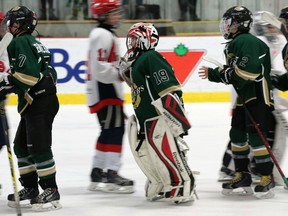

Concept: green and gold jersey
[[208, 33, 274, 107], [130, 50, 182, 132], [7, 33, 57, 113]]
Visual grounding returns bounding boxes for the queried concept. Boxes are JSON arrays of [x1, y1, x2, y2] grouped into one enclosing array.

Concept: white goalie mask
[[125, 23, 159, 61]]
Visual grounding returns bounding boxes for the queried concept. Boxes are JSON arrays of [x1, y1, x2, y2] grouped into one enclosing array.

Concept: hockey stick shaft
[[232, 86, 288, 187], [0, 102, 22, 216], [0, 32, 13, 57]]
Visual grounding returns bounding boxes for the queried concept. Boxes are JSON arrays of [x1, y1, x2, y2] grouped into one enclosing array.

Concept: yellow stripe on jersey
[[234, 65, 260, 81], [13, 72, 39, 86]]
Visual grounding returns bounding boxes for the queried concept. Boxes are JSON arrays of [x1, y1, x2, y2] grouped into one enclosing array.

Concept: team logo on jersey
[[131, 83, 144, 109], [160, 43, 205, 85]]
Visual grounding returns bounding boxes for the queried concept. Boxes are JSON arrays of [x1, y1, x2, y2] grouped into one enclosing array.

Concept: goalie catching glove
[[0, 73, 14, 100]]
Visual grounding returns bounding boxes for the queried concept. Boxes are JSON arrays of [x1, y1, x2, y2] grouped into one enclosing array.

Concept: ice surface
[[0, 103, 287, 216]]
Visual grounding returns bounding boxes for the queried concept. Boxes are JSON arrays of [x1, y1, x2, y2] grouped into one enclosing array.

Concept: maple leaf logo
[[174, 43, 189, 56], [161, 43, 205, 85]]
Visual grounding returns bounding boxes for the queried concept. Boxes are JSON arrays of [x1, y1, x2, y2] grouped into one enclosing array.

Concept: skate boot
[[7, 187, 39, 208], [30, 188, 61, 211], [104, 170, 134, 194], [254, 175, 275, 199], [88, 168, 107, 191], [218, 166, 235, 182], [222, 172, 253, 196]]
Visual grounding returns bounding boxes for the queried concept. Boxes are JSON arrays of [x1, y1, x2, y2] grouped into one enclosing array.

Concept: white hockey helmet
[[252, 11, 279, 42], [126, 23, 159, 61]]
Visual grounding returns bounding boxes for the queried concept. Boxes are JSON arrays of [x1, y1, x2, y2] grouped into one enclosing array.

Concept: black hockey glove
[[0, 73, 14, 101], [219, 66, 233, 85], [270, 74, 287, 91]]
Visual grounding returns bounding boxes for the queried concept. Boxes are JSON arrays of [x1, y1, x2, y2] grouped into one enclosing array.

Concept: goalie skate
[[222, 172, 253, 196], [30, 188, 62, 211]]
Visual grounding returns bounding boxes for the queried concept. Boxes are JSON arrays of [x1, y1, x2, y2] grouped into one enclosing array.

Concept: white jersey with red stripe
[[86, 26, 124, 113], [0, 49, 9, 73]]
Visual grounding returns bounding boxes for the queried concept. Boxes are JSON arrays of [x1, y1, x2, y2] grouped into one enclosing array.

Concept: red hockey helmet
[[90, 0, 121, 20]]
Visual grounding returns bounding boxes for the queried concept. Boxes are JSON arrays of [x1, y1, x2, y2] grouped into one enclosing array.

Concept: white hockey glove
[[119, 57, 133, 87], [0, 73, 14, 101]]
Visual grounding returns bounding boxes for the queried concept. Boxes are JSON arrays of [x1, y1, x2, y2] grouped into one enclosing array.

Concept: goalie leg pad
[[127, 115, 164, 200], [144, 116, 195, 202]]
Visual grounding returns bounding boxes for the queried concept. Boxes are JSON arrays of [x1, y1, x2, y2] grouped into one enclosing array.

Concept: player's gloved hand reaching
[[119, 57, 133, 86], [0, 73, 14, 100], [270, 74, 286, 91], [219, 57, 236, 85], [219, 66, 234, 84]]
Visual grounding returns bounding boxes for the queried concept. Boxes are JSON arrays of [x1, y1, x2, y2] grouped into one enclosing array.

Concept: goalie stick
[[203, 56, 288, 188], [202, 56, 223, 70], [260, 11, 288, 41], [0, 32, 13, 57]]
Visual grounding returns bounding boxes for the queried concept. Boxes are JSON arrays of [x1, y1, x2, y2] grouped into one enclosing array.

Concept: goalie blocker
[[151, 93, 191, 137]]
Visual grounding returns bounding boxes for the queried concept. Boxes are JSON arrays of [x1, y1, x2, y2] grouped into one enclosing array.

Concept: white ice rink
[[0, 103, 288, 216]]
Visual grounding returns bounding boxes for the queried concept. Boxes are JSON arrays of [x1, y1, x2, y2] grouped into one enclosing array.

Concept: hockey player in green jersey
[[119, 23, 196, 203], [198, 6, 275, 198], [0, 6, 61, 210]]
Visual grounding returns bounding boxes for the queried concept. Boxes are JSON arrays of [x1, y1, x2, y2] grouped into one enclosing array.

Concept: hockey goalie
[[120, 22, 196, 203]]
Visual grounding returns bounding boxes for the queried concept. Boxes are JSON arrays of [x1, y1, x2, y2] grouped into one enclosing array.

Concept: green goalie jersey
[[7, 33, 57, 113], [208, 33, 274, 108], [130, 50, 182, 133]]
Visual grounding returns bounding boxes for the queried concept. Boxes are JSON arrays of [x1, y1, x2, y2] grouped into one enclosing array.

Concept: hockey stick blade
[[202, 56, 223, 70], [0, 32, 13, 57]]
